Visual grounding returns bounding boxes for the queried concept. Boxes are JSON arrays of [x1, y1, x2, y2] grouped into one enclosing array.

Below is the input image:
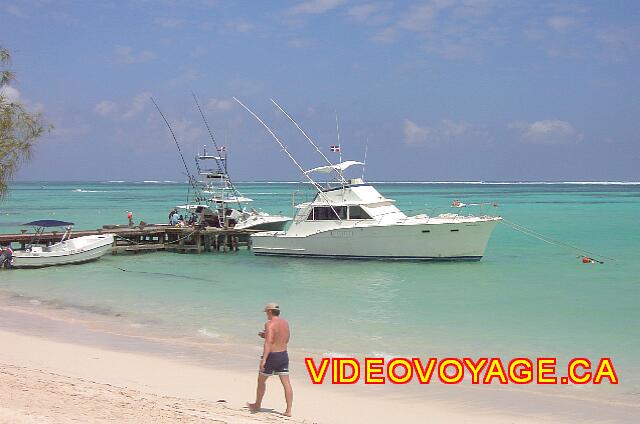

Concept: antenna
[[335, 111, 343, 164], [362, 138, 368, 181], [192, 92, 223, 165], [270, 99, 344, 184], [192, 92, 243, 210], [234, 97, 343, 219]]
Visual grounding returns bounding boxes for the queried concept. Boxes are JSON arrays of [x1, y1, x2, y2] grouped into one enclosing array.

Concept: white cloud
[[155, 17, 185, 28], [546, 16, 578, 32], [6, 5, 26, 18], [404, 118, 471, 146], [94, 100, 116, 116], [510, 119, 581, 144], [206, 98, 235, 112], [93, 93, 153, 120], [404, 119, 433, 146], [398, 0, 454, 32], [371, 0, 499, 59], [596, 27, 640, 59], [171, 119, 205, 145], [169, 69, 201, 86], [0, 85, 21, 103], [371, 27, 398, 44], [114, 45, 156, 64], [123, 92, 152, 119], [225, 19, 255, 33], [288, 39, 311, 48], [284, 0, 346, 16], [0, 86, 44, 114], [346, 2, 392, 25], [440, 119, 468, 137]]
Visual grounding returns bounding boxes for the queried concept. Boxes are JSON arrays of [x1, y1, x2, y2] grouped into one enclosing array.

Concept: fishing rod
[[150, 97, 202, 205], [191, 92, 243, 211], [233, 97, 344, 220], [270, 98, 344, 184]]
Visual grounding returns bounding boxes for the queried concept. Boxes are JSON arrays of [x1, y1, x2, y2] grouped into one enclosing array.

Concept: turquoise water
[[0, 182, 638, 400]]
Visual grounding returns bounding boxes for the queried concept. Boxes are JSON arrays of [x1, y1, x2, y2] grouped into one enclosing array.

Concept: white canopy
[[210, 196, 254, 204], [176, 204, 212, 211], [304, 160, 364, 174]]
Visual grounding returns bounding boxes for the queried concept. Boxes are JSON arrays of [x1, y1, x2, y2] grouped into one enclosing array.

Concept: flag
[[330, 144, 341, 153], [217, 146, 226, 152]]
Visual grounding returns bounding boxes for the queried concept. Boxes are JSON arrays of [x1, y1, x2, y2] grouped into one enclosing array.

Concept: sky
[[2, 0, 639, 182]]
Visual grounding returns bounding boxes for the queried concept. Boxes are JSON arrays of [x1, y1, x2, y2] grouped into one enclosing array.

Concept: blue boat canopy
[[22, 220, 75, 227]]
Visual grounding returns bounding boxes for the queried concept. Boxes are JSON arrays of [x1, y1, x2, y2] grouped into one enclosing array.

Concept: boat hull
[[11, 234, 114, 268], [234, 216, 291, 241], [251, 219, 500, 261]]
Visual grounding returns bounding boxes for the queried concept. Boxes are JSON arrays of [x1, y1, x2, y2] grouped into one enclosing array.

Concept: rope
[[111, 266, 212, 282], [500, 218, 614, 263]]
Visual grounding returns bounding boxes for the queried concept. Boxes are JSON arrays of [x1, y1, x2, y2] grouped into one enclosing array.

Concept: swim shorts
[[261, 351, 289, 376]]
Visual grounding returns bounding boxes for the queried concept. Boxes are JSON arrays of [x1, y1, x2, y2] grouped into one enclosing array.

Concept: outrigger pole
[[150, 97, 200, 205], [270, 99, 345, 184], [233, 97, 343, 220]]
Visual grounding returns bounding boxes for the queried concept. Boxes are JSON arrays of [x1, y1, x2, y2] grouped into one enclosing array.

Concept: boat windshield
[[307, 206, 347, 220], [306, 205, 372, 220], [348, 205, 372, 220]]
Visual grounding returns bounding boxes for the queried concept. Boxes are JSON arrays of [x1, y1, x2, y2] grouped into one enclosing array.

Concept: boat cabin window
[[307, 206, 347, 220], [348, 205, 372, 220]]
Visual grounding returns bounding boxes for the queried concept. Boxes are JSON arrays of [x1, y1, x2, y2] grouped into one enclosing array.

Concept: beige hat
[[264, 302, 279, 312]]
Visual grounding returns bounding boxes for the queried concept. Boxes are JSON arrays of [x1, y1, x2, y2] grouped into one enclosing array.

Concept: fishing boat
[[234, 98, 502, 261], [153, 95, 291, 233], [179, 146, 291, 233], [251, 168, 501, 260], [10, 220, 114, 268]]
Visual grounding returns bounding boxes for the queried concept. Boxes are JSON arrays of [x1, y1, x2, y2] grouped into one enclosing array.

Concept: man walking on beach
[[248, 303, 293, 417]]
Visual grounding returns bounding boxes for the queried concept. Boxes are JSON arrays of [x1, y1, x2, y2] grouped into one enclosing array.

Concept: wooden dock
[[0, 224, 257, 255]]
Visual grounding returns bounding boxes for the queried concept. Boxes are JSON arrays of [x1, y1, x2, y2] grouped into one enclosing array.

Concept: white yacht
[[251, 171, 501, 260], [234, 97, 501, 261]]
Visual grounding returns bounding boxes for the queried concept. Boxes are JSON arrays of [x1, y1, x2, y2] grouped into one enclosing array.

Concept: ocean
[[0, 181, 638, 404]]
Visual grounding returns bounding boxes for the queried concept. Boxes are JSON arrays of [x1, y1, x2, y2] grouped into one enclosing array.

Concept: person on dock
[[170, 212, 180, 226], [127, 210, 134, 227], [0, 244, 14, 269], [168, 208, 178, 224], [248, 303, 293, 417]]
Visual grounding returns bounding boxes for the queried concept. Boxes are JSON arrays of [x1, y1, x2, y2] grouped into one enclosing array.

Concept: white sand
[[0, 328, 571, 424], [0, 302, 636, 424]]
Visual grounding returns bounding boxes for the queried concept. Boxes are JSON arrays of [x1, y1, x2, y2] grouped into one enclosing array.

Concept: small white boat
[[10, 220, 114, 268], [12, 234, 114, 268]]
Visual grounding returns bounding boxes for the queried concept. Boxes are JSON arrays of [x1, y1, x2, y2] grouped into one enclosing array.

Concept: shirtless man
[[248, 302, 293, 417]]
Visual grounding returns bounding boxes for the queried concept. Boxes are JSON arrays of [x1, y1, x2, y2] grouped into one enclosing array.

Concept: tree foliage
[[0, 45, 50, 197]]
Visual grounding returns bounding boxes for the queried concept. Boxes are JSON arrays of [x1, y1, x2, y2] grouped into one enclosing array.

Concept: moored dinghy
[[10, 220, 114, 268]]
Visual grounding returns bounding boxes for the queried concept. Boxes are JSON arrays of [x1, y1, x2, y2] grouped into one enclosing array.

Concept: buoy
[[582, 257, 592, 264]]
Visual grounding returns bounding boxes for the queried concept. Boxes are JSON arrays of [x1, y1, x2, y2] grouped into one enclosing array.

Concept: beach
[[1, 298, 638, 423]]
